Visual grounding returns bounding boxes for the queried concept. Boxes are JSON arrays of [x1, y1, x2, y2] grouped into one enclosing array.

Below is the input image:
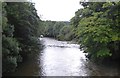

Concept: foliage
[[58, 26, 73, 41], [42, 21, 73, 41], [2, 1, 120, 73], [2, 3, 21, 73], [2, 2, 42, 73], [70, 2, 120, 61]]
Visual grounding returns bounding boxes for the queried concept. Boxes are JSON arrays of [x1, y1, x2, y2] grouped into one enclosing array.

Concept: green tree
[[42, 20, 71, 40], [2, 3, 22, 73], [70, 2, 120, 61], [2, 2, 42, 73], [58, 25, 73, 41], [5, 2, 41, 58]]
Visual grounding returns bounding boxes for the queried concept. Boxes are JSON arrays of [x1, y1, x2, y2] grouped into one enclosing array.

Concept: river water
[[6, 37, 119, 76], [40, 37, 87, 76]]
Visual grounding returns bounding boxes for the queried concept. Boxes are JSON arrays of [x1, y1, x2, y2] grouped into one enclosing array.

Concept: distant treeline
[[2, 2, 42, 73], [41, 21, 74, 41], [43, 2, 120, 62]]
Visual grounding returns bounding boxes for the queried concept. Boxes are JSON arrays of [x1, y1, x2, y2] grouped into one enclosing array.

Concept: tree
[[2, 2, 42, 73], [70, 2, 120, 61], [5, 2, 41, 58], [42, 20, 71, 40], [2, 3, 22, 73]]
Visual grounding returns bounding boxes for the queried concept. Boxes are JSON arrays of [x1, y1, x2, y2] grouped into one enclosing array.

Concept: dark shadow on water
[[3, 43, 44, 76]]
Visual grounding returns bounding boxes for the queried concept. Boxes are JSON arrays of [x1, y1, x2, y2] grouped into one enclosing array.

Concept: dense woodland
[[2, 2, 120, 74], [2, 2, 42, 73], [70, 2, 120, 62], [42, 21, 72, 41]]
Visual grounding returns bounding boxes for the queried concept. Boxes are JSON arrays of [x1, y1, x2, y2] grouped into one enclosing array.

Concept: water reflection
[[39, 37, 88, 76], [6, 37, 119, 76], [39, 37, 119, 76]]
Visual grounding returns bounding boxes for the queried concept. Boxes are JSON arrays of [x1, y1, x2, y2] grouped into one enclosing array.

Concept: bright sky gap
[[32, 0, 83, 21]]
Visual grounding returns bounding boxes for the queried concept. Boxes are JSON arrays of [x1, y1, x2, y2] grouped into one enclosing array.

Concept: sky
[[32, 0, 82, 21]]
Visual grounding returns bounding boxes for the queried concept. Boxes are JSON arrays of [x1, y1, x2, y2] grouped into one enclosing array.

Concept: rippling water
[[39, 37, 119, 76], [6, 37, 119, 76], [39, 37, 87, 76]]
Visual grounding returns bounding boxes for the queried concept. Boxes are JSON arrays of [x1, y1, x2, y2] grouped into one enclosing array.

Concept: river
[[6, 37, 119, 76]]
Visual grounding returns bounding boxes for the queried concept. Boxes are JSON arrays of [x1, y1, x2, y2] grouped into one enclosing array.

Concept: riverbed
[[6, 37, 119, 76]]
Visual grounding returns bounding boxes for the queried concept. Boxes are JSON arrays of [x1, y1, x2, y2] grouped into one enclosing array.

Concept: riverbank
[[3, 37, 120, 76]]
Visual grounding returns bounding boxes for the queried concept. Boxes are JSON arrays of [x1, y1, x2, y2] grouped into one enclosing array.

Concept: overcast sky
[[32, 0, 82, 21]]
